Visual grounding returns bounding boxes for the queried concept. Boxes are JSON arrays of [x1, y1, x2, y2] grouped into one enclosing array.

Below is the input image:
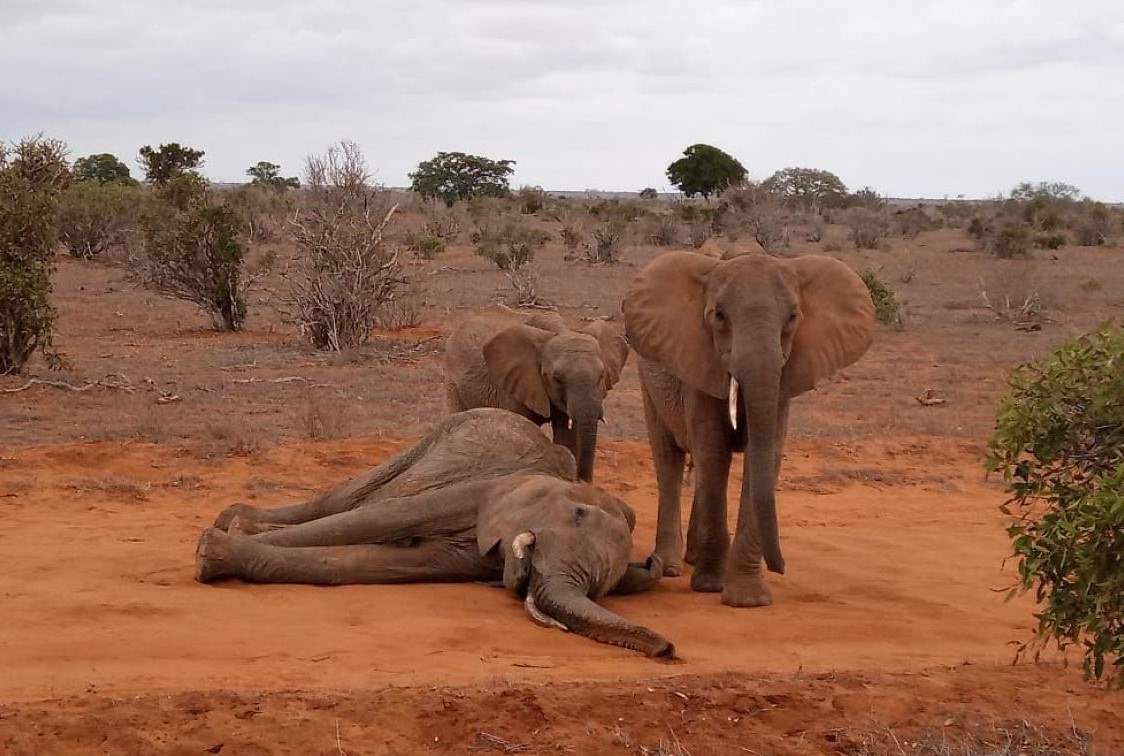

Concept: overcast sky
[[4, 1, 1123, 199]]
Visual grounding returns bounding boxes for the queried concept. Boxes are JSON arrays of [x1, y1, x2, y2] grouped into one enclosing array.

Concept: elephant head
[[478, 479, 672, 657], [622, 251, 874, 575], [482, 319, 628, 482]]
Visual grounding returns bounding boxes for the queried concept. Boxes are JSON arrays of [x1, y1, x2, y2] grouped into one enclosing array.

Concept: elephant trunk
[[733, 357, 785, 575], [530, 577, 674, 658], [567, 390, 602, 483]]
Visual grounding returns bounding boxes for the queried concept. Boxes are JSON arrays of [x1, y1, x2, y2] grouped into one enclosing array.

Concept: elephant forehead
[[712, 255, 791, 292], [543, 333, 601, 360]]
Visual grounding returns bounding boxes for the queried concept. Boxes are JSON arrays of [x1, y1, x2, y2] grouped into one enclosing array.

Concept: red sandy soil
[[1, 436, 1120, 753]]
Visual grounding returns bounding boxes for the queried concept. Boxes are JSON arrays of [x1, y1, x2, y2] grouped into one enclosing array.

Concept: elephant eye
[[713, 307, 726, 324]]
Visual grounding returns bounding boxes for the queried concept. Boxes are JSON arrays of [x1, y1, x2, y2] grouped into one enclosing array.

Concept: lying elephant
[[195, 408, 673, 658]]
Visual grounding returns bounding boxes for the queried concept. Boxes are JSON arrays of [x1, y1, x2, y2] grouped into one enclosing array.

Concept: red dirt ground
[[2, 232, 1122, 753], [1, 437, 1121, 753]]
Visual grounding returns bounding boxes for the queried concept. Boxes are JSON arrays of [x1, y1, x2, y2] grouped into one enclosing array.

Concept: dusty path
[[2, 435, 1121, 753], [0, 436, 1048, 695]]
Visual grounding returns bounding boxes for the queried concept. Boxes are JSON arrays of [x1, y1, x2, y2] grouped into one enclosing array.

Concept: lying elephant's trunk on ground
[[530, 577, 674, 658]]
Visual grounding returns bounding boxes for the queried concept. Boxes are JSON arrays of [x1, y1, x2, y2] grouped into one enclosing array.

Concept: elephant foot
[[226, 515, 280, 537], [720, 574, 773, 608], [195, 527, 238, 583], [213, 502, 258, 531], [655, 550, 684, 577], [690, 566, 724, 593]]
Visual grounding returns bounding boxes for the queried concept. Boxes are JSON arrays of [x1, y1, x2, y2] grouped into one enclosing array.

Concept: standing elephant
[[196, 409, 672, 657], [622, 251, 874, 607], [444, 310, 629, 482]]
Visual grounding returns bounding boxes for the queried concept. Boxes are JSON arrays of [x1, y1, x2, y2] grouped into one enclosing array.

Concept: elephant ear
[[483, 325, 554, 417], [780, 256, 875, 397], [621, 251, 727, 399], [580, 319, 630, 390]]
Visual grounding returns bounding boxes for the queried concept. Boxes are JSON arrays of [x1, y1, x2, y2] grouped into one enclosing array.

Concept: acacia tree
[[409, 151, 515, 207], [246, 161, 299, 190], [762, 167, 849, 211], [72, 153, 133, 184], [665, 143, 746, 198], [0, 137, 70, 373], [138, 143, 205, 185]]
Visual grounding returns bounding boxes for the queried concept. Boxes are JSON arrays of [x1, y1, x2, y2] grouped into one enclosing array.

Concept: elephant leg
[[642, 382, 686, 577], [249, 485, 484, 548], [685, 395, 732, 593], [196, 529, 493, 584], [214, 416, 469, 531]]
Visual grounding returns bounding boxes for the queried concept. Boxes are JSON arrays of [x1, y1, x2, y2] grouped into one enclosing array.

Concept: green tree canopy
[[138, 143, 205, 185], [665, 144, 746, 198], [762, 167, 849, 210], [246, 161, 299, 190], [409, 151, 515, 206], [72, 153, 133, 185], [1010, 181, 1083, 202]]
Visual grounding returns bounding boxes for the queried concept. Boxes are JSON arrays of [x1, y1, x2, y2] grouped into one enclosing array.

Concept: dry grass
[[300, 395, 351, 440], [2, 218, 1122, 449], [837, 716, 1091, 755], [68, 476, 150, 501]]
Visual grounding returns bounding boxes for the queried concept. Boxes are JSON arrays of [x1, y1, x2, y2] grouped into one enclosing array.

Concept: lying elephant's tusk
[[511, 531, 535, 559], [524, 594, 568, 632], [728, 376, 739, 430]]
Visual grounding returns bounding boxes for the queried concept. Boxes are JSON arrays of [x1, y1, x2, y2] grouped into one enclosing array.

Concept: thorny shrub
[[473, 220, 550, 271], [986, 325, 1124, 686], [285, 141, 406, 350]]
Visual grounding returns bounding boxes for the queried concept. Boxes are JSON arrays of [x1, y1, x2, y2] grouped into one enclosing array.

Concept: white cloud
[[2, 0, 1122, 197]]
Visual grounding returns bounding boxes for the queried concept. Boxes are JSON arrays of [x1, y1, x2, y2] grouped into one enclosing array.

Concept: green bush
[[58, 179, 138, 259], [991, 224, 1032, 258], [409, 233, 445, 260], [138, 173, 248, 330], [0, 137, 70, 374], [1034, 233, 1066, 250], [516, 185, 546, 215], [859, 270, 902, 326], [986, 325, 1124, 686]]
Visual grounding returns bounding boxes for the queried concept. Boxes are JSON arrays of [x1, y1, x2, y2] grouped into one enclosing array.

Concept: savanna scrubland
[[1, 140, 1122, 754]]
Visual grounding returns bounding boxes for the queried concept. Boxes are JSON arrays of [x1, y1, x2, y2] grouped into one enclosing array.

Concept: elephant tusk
[[728, 376, 739, 430], [524, 594, 569, 632], [512, 531, 535, 559], [567, 417, 573, 431]]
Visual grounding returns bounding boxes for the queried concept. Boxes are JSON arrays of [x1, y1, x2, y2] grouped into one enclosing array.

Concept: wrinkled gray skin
[[444, 310, 629, 483], [195, 409, 672, 658], [623, 251, 874, 608]]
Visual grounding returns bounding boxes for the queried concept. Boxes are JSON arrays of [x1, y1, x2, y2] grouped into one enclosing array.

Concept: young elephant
[[444, 310, 629, 482], [195, 409, 672, 658]]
